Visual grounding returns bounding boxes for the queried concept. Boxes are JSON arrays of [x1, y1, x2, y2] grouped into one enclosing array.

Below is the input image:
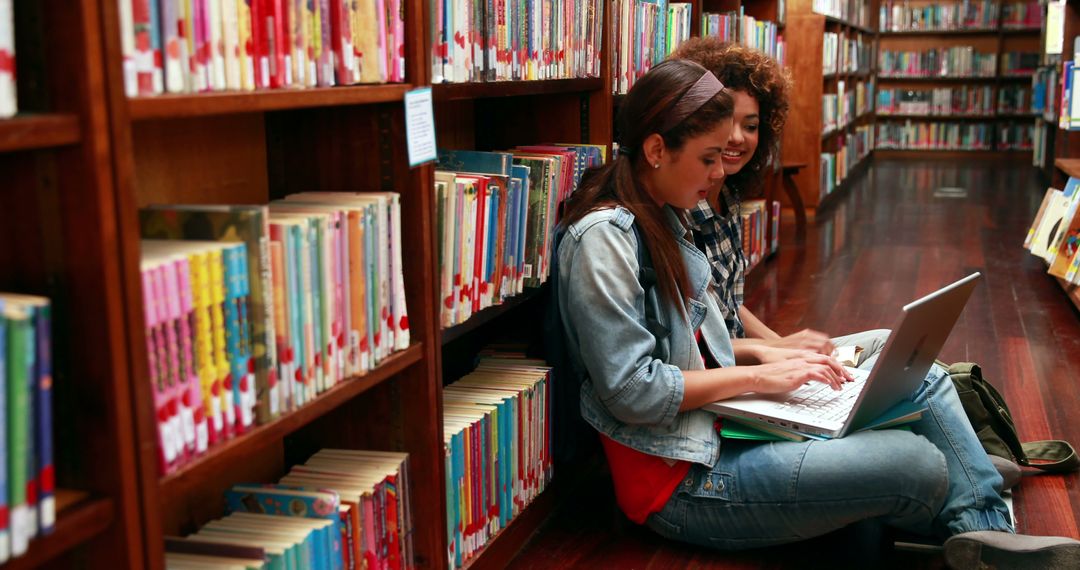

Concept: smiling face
[[720, 90, 761, 176], [642, 119, 733, 209]]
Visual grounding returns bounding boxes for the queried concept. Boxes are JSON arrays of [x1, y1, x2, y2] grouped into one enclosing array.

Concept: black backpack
[[544, 221, 663, 465], [946, 362, 1079, 473]]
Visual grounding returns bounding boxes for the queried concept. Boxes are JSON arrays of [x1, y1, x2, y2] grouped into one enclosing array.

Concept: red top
[[600, 330, 719, 524], [600, 435, 691, 524]]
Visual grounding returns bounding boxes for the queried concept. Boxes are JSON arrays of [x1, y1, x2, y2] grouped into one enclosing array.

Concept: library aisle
[[507, 158, 1080, 569]]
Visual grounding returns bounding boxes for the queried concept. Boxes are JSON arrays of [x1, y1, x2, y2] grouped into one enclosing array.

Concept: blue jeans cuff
[[946, 506, 1014, 535]]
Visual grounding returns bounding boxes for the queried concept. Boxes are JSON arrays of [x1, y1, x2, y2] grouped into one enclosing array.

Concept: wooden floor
[[506, 158, 1080, 569]]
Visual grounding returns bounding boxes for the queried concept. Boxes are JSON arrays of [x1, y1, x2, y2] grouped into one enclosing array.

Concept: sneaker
[[944, 531, 1080, 569], [989, 455, 1022, 491]]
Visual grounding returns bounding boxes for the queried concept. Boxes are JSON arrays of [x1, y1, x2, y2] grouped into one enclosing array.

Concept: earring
[[653, 163, 660, 169]]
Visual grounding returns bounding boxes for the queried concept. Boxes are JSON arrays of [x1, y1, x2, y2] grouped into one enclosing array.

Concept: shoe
[[989, 455, 1022, 491], [944, 531, 1080, 569]]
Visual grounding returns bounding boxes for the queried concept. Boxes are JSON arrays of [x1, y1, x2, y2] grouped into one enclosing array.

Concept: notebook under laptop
[[705, 272, 982, 438]]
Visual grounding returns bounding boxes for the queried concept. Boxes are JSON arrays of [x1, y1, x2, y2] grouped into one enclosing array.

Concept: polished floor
[[506, 158, 1080, 569]]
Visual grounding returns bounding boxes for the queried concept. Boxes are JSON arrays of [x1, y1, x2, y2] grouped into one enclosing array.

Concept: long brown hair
[[561, 60, 734, 306], [671, 38, 791, 195]]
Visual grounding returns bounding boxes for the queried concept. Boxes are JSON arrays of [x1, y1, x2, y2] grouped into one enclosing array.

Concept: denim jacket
[[557, 205, 736, 466]]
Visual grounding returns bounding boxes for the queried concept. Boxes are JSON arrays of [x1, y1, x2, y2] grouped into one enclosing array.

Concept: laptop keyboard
[[776, 371, 867, 422]]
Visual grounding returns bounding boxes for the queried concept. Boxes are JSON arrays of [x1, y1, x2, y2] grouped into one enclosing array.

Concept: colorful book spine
[[0, 0, 14, 117], [0, 300, 8, 564], [5, 301, 31, 557]]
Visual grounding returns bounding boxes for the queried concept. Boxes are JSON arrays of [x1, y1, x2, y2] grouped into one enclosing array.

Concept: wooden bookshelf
[[876, 3, 1042, 157], [0, 0, 147, 567], [782, 0, 876, 208]]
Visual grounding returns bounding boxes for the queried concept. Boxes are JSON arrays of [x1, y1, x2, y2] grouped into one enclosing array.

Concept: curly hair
[[671, 38, 790, 193]]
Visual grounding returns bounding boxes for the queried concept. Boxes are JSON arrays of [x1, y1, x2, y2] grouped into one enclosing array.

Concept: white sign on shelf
[[1047, 1, 1065, 56], [405, 87, 437, 167]]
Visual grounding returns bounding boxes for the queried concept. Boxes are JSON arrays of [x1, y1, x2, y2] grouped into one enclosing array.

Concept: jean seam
[[926, 380, 985, 510], [790, 441, 811, 500]]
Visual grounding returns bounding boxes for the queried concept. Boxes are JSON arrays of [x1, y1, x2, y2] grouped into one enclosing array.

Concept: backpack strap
[[1018, 440, 1080, 473]]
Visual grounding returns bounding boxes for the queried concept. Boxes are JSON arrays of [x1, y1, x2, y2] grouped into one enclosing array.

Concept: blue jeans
[[645, 364, 1013, 551]]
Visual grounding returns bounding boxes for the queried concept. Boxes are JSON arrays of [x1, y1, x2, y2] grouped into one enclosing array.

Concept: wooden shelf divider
[[432, 78, 603, 101], [128, 84, 414, 119], [0, 114, 81, 153]]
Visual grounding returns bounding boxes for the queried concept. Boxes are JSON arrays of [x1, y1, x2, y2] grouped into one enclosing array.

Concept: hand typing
[[752, 353, 853, 394], [771, 329, 835, 356]]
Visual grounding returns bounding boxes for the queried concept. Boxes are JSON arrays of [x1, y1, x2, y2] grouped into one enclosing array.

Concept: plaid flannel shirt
[[688, 185, 746, 338]]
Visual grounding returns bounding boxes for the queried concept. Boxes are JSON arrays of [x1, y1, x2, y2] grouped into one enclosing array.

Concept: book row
[[443, 355, 552, 568], [139, 194, 410, 474], [821, 124, 873, 199], [1001, 53, 1040, 76], [0, 294, 54, 564], [1026, 178, 1080, 287], [118, 0, 405, 97], [612, 0, 692, 94], [878, 0, 999, 32], [431, 0, 605, 83], [740, 199, 780, 274], [1056, 60, 1080, 130], [997, 121, 1034, 150], [813, 0, 872, 28], [701, 11, 785, 66], [878, 47, 997, 78], [165, 449, 412, 570], [1033, 118, 1052, 169], [433, 145, 604, 329], [875, 120, 994, 150], [1033, 66, 1059, 122], [0, 0, 12, 118], [876, 85, 1034, 116], [1000, 0, 1044, 29], [823, 80, 874, 135]]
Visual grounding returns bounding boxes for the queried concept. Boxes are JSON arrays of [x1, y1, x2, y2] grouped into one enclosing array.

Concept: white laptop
[[705, 272, 981, 438]]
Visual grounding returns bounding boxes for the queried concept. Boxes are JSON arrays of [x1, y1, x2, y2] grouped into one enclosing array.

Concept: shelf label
[[405, 87, 438, 167], [1047, 2, 1065, 56]]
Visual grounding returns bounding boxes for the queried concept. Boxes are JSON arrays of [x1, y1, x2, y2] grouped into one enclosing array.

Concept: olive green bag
[[947, 362, 1079, 473]]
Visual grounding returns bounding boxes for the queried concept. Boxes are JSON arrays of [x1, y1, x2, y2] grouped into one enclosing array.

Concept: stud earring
[[653, 163, 660, 169]]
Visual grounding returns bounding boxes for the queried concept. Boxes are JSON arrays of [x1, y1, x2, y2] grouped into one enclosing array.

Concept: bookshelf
[[93, 0, 453, 567], [0, 0, 148, 567], [1051, 0, 1080, 313], [0, 0, 618, 566], [876, 1, 1042, 162], [782, 0, 876, 210]]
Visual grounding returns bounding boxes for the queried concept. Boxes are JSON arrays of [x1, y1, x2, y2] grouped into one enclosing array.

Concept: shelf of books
[[0, 0, 152, 567], [875, 1, 1043, 157], [1025, 177, 1080, 313], [782, 0, 875, 209]]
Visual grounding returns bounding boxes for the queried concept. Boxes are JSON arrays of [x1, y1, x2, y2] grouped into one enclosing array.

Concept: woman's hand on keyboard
[[751, 354, 854, 394], [769, 329, 835, 356], [754, 346, 828, 365]]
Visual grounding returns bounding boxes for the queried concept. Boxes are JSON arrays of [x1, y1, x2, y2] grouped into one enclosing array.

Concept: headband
[[658, 71, 726, 134]]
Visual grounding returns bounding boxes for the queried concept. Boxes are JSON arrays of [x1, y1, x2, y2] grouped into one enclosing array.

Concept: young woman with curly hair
[[670, 38, 892, 366]]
